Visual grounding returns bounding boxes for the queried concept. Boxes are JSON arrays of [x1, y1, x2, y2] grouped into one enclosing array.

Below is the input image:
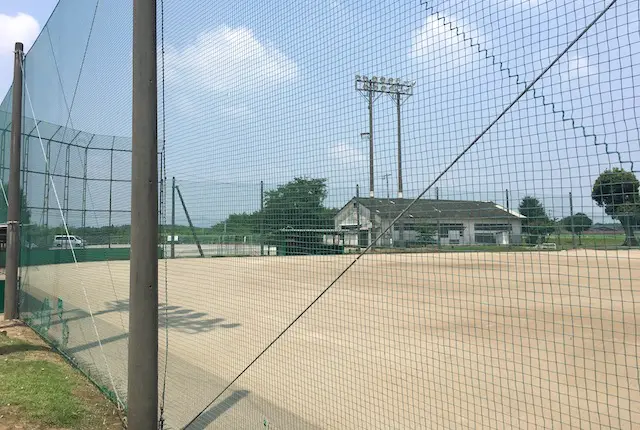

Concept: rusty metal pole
[[5, 42, 24, 320], [128, 0, 158, 427]]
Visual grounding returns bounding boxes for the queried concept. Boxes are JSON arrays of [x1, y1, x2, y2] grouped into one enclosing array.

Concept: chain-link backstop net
[[0, 0, 136, 413], [1, 0, 639, 428]]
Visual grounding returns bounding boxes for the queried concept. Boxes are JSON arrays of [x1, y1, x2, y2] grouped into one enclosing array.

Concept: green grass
[[0, 335, 29, 350], [0, 359, 86, 427], [0, 331, 122, 429], [438, 245, 525, 252], [0, 336, 50, 357], [551, 234, 630, 249]]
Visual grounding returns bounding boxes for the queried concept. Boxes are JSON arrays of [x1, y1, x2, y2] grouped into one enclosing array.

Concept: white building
[[334, 198, 525, 247]]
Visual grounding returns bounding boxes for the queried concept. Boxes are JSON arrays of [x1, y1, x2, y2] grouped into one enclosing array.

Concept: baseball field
[[18, 249, 640, 429]]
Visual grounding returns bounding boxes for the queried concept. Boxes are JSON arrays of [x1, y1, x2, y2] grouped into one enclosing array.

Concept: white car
[[53, 235, 85, 249]]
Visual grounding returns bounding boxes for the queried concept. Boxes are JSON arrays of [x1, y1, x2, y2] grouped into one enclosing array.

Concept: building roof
[[341, 198, 525, 221], [279, 227, 345, 233]]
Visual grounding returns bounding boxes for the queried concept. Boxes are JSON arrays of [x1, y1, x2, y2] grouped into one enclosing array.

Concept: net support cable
[[19, 58, 126, 413], [159, 0, 170, 426], [38, 0, 129, 341], [50, 0, 100, 174]]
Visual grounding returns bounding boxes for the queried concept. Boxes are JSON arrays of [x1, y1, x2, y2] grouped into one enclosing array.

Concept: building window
[[437, 223, 464, 238], [400, 223, 464, 238], [475, 223, 512, 232], [475, 232, 497, 244]]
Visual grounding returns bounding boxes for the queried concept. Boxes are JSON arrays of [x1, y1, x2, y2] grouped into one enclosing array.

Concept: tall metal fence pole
[[63, 145, 70, 220], [368, 91, 374, 198], [81, 147, 88, 229], [175, 184, 204, 258], [260, 180, 264, 256], [21, 128, 29, 202], [569, 192, 576, 249], [356, 184, 360, 248], [396, 93, 403, 199], [0, 132, 6, 184], [108, 138, 115, 248], [171, 176, 175, 258], [435, 186, 441, 249], [5, 42, 24, 320], [128, 0, 158, 427], [43, 133, 56, 227]]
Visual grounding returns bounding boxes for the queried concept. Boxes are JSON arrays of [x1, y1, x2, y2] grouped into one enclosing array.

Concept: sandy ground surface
[[16, 249, 640, 429]]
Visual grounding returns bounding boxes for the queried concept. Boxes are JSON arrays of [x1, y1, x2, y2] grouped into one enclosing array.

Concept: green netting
[[1, 0, 639, 429], [0, 0, 135, 416]]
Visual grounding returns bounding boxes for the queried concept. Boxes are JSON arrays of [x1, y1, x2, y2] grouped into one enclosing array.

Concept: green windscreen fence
[[1, 0, 639, 428], [0, 247, 163, 267]]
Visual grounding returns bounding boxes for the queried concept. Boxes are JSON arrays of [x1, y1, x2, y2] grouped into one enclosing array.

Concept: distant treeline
[[23, 223, 264, 247], [23, 177, 339, 247]]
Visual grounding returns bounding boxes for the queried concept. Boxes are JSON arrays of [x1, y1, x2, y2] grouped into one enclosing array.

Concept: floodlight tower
[[355, 75, 377, 198], [389, 78, 415, 198], [355, 75, 415, 199]]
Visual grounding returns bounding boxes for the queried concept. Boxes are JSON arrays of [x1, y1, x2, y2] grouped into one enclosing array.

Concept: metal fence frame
[[0, 121, 132, 242]]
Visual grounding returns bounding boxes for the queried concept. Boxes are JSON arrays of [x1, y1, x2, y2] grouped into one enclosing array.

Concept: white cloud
[[505, 0, 542, 6], [164, 26, 297, 94], [410, 15, 483, 72], [565, 55, 597, 81], [0, 13, 40, 55], [221, 103, 253, 118], [328, 142, 366, 166], [0, 13, 40, 99]]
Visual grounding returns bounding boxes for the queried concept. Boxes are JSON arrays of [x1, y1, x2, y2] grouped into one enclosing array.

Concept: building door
[[359, 230, 368, 247], [448, 230, 460, 245]]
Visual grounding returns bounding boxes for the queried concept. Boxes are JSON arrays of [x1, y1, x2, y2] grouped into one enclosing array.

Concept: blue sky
[[0, 0, 58, 96], [0, 0, 639, 227]]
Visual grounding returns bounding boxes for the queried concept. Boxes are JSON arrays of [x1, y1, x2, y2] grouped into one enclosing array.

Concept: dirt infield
[[17, 250, 640, 429]]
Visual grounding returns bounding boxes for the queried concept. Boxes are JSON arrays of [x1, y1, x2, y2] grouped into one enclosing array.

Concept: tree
[[210, 212, 260, 236], [592, 168, 640, 246], [0, 183, 31, 225], [415, 223, 438, 244], [519, 196, 554, 244], [562, 212, 592, 245], [262, 177, 334, 245]]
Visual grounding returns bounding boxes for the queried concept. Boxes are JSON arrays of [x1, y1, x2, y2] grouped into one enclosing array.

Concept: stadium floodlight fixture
[[355, 74, 416, 199], [355, 74, 415, 95]]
